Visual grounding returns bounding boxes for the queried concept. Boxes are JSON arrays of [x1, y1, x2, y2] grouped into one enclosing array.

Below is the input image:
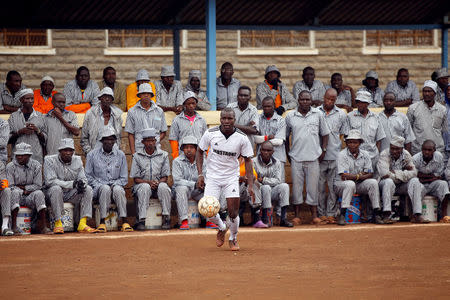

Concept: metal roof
[[1, 0, 449, 29]]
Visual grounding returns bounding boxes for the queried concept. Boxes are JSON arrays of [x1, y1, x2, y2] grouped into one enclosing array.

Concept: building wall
[[0, 29, 448, 98]]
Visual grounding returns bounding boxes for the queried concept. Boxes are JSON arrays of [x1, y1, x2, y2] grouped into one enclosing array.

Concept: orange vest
[[33, 89, 57, 114], [239, 162, 258, 180], [265, 80, 282, 108]]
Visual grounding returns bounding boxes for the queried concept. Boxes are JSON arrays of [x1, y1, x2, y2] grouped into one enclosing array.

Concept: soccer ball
[[198, 196, 220, 218]]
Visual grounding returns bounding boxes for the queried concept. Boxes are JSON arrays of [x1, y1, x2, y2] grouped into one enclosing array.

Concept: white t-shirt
[[199, 126, 254, 180]]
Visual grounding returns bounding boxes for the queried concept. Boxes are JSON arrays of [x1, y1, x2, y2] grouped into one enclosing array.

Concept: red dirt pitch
[[0, 223, 449, 299]]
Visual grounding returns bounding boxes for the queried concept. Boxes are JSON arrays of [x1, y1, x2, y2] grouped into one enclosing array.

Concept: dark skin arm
[[159, 105, 183, 115], [341, 172, 373, 182], [52, 107, 80, 136], [234, 121, 258, 135], [128, 133, 136, 154], [393, 99, 412, 107], [336, 104, 353, 113], [244, 156, 255, 203], [311, 100, 323, 107], [417, 172, 442, 184], [285, 135, 291, 164], [318, 134, 329, 163], [195, 147, 205, 189], [134, 176, 168, 190], [0, 105, 19, 113]]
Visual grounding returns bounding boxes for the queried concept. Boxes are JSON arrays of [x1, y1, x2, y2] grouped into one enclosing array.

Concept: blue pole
[[206, 0, 216, 110], [173, 29, 180, 80], [442, 27, 448, 69]]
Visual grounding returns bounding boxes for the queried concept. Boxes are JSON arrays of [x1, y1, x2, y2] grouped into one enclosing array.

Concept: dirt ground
[[1, 223, 450, 300]]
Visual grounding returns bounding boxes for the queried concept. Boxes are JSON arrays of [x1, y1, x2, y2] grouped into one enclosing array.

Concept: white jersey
[[199, 126, 254, 180]]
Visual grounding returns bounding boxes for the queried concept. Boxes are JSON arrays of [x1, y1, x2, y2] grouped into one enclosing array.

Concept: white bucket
[[145, 199, 162, 229], [17, 206, 32, 235], [95, 204, 119, 231], [422, 195, 438, 222], [188, 200, 201, 228], [61, 203, 74, 232]]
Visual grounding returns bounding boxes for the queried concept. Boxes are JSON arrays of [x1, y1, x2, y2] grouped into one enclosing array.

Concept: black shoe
[[135, 222, 146, 231], [161, 216, 171, 230], [374, 215, 384, 225], [280, 219, 293, 227], [337, 214, 346, 226]]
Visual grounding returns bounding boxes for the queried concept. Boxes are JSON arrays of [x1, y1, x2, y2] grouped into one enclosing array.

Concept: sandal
[[121, 223, 133, 232], [311, 217, 328, 225], [96, 224, 107, 233], [327, 216, 337, 224], [41, 227, 54, 235], [78, 225, 98, 233], [439, 216, 450, 223], [292, 217, 302, 226], [53, 226, 64, 234]]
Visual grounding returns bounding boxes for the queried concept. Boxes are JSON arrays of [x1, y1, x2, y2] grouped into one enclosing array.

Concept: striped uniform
[[0, 161, 12, 218], [169, 111, 207, 147], [154, 80, 184, 108], [0, 119, 9, 163], [44, 109, 79, 155], [63, 80, 100, 107]]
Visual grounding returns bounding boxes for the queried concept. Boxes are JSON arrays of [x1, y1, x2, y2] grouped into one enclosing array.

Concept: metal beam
[[206, 0, 216, 110], [442, 27, 448, 69], [173, 29, 181, 80]]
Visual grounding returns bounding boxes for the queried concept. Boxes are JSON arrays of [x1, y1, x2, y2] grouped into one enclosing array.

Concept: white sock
[[208, 213, 226, 231], [2, 216, 9, 230], [228, 216, 240, 241]]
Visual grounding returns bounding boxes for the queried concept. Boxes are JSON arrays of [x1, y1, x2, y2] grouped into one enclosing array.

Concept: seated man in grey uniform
[[7, 143, 52, 235], [85, 127, 132, 233], [44, 138, 96, 234], [130, 128, 172, 231], [0, 160, 13, 236], [413, 140, 450, 221], [252, 141, 293, 228], [154, 66, 184, 114], [377, 136, 424, 224], [334, 130, 383, 226], [172, 136, 218, 230]]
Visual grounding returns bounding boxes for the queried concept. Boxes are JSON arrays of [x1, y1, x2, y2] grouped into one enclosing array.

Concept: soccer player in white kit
[[196, 108, 255, 251]]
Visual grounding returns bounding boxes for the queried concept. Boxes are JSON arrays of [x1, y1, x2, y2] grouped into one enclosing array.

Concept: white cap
[[365, 70, 378, 79], [136, 69, 150, 81], [99, 126, 117, 140], [345, 130, 364, 143], [183, 91, 198, 103], [14, 142, 33, 155], [98, 87, 114, 99], [390, 135, 405, 148], [265, 65, 281, 77], [180, 135, 198, 148], [58, 138, 75, 151], [355, 90, 372, 103], [141, 128, 158, 139], [41, 75, 55, 85], [161, 65, 176, 77], [137, 83, 154, 97], [14, 88, 34, 101], [423, 80, 438, 93]]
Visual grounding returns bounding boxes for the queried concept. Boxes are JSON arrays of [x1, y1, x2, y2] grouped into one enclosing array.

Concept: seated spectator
[[183, 70, 211, 111], [252, 141, 293, 227], [237, 157, 262, 227], [413, 140, 450, 221], [357, 70, 384, 107], [126, 69, 156, 111], [172, 136, 217, 230], [407, 80, 447, 155], [7, 143, 51, 234], [44, 138, 96, 234], [8, 89, 46, 164], [256, 65, 296, 115], [378, 92, 415, 153], [63, 66, 100, 113], [130, 128, 171, 231], [85, 127, 132, 233], [0, 116, 9, 163], [0, 160, 13, 236], [80, 87, 123, 154], [155, 66, 183, 114], [435, 68, 449, 105], [125, 83, 167, 154], [377, 136, 421, 224], [334, 130, 383, 225], [169, 91, 207, 159], [98, 66, 127, 111], [0, 70, 26, 113], [325, 72, 354, 112], [293, 66, 326, 106], [216, 62, 240, 110], [33, 75, 57, 114], [385, 68, 419, 106]]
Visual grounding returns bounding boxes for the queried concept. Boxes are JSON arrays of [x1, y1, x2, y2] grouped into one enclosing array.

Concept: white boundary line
[[1, 223, 448, 243]]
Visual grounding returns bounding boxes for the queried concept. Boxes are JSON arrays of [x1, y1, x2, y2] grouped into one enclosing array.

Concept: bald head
[[323, 88, 338, 110]]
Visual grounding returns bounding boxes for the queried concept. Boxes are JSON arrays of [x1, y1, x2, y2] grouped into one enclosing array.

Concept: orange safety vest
[[33, 89, 57, 114], [265, 80, 282, 108]]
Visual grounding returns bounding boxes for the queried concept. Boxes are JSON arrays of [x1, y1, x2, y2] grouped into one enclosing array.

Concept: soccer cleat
[[179, 220, 189, 230], [253, 220, 268, 228], [337, 214, 346, 226], [229, 239, 240, 251], [205, 221, 218, 229], [216, 228, 228, 247]]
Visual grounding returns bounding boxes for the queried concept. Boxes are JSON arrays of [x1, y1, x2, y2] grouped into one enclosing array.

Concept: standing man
[[358, 70, 384, 107], [8, 143, 52, 234], [0, 160, 13, 235], [407, 80, 447, 155], [125, 83, 167, 154], [44, 93, 80, 155], [9, 89, 47, 164], [285, 90, 330, 225], [378, 92, 415, 153], [227, 86, 259, 145], [413, 140, 450, 221], [81, 87, 123, 154], [293, 66, 326, 106], [196, 108, 255, 251], [98, 66, 127, 111], [377, 136, 423, 224], [434, 68, 449, 105], [326, 72, 355, 112], [85, 127, 132, 233], [63, 66, 100, 113], [130, 128, 172, 231], [385, 68, 420, 106], [155, 66, 183, 113], [169, 91, 207, 159], [33, 75, 58, 114], [334, 130, 383, 225], [347, 90, 386, 169], [216, 62, 241, 110], [256, 65, 296, 115], [183, 70, 211, 111], [317, 88, 349, 223], [252, 141, 293, 227], [126, 69, 156, 110], [44, 138, 96, 234], [0, 70, 26, 113]]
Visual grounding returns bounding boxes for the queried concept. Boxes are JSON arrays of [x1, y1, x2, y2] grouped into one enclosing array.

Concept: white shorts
[[204, 176, 240, 200]]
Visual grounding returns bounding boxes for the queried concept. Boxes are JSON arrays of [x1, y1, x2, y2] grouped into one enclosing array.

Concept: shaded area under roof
[[1, 0, 449, 29]]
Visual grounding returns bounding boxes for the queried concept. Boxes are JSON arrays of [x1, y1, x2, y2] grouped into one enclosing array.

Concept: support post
[[442, 27, 448, 69], [206, 0, 216, 110], [173, 29, 181, 80]]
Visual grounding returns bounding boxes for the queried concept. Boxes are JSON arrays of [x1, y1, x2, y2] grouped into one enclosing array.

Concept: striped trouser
[[46, 185, 93, 221], [412, 180, 449, 215], [259, 183, 289, 209], [334, 179, 380, 210], [134, 182, 172, 220], [94, 184, 127, 219], [379, 178, 424, 213], [11, 189, 47, 212], [0, 188, 12, 217], [318, 160, 338, 217], [173, 186, 203, 222], [291, 160, 320, 206]]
